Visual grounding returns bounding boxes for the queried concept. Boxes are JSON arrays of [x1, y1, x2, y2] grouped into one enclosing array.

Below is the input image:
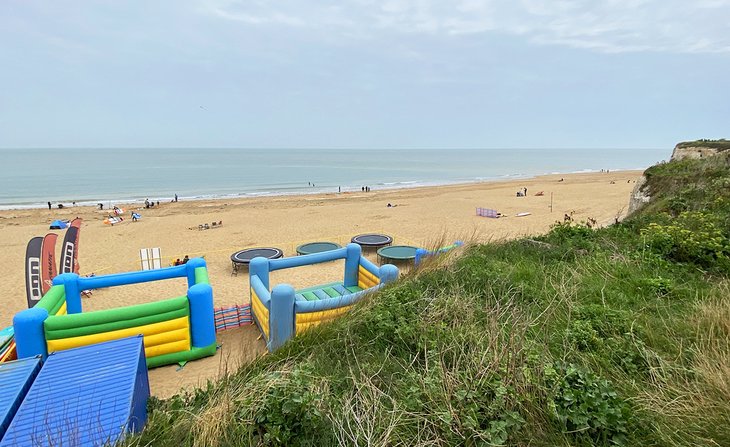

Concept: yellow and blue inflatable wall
[[249, 243, 398, 351]]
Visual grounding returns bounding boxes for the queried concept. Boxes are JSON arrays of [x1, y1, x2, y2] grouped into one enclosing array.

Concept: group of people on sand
[[361, 186, 372, 192], [48, 201, 76, 209], [173, 255, 189, 266], [516, 187, 528, 197], [146, 194, 178, 207], [48, 195, 179, 214]]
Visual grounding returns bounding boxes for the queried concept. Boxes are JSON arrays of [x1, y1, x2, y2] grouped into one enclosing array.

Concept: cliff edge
[[670, 139, 730, 161], [628, 139, 728, 215]]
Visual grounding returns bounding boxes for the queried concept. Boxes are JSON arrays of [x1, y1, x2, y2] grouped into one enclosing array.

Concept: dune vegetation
[[131, 153, 730, 446], [676, 139, 730, 151]]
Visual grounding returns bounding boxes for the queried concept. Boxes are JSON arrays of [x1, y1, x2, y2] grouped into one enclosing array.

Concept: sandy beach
[[0, 170, 641, 398]]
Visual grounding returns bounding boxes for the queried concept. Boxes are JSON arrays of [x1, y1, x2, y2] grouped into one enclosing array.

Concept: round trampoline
[[351, 233, 393, 249], [377, 245, 419, 264], [231, 247, 284, 274], [296, 241, 342, 255]]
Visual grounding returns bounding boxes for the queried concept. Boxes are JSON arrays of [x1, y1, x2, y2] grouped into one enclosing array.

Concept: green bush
[[543, 221, 596, 251], [642, 211, 730, 270], [250, 367, 327, 446], [544, 362, 630, 445]]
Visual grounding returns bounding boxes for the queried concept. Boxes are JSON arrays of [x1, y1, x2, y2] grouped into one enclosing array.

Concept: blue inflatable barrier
[[249, 243, 399, 351], [414, 241, 464, 265]]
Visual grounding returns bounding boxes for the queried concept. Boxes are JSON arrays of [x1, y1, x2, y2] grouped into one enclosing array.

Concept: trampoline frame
[[231, 248, 283, 275]]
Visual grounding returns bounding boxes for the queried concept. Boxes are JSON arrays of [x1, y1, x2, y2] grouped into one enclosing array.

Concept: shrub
[[544, 362, 630, 445], [642, 211, 730, 270], [250, 367, 327, 446], [544, 221, 596, 251]]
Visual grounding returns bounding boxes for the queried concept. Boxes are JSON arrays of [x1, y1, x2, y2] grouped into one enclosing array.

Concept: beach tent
[[49, 220, 68, 230]]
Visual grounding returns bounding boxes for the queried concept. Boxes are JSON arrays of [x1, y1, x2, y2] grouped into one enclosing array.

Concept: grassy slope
[[132, 154, 730, 447]]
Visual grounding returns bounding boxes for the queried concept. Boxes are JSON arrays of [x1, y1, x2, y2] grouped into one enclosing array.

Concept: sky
[[0, 0, 728, 149]]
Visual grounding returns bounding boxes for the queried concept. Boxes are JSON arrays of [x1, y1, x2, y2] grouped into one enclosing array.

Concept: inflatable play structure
[[415, 241, 464, 265], [250, 243, 399, 351], [0, 336, 149, 446], [12, 258, 216, 368]]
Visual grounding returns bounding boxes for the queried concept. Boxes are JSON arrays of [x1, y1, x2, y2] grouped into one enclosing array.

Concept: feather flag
[[25, 237, 43, 308], [40, 233, 58, 294]]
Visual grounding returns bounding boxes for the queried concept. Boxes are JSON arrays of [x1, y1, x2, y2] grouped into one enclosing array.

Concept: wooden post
[[550, 192, 553, 213]]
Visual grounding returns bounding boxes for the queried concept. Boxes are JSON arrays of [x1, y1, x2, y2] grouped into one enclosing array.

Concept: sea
[[0, 148, 669, 210]]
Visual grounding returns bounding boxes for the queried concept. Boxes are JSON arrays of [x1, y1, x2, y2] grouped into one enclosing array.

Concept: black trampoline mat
[[351, 233, 393, 247], [231, 247, 284, 264]]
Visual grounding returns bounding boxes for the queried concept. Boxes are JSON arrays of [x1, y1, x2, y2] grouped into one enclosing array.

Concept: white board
[[140, 248, 150, 270], [151, 247, 162, 269]]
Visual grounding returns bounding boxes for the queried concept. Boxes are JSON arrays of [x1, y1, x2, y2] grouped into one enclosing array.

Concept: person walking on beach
[[47, 201, 52, 210], [174, 194, 178, 202]]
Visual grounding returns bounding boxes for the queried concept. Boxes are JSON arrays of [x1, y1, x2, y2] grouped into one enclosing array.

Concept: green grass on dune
[[675, 139, 730, 151], [130, 153, 730, 447]]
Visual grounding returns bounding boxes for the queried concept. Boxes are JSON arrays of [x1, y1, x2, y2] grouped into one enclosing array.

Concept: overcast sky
[[0, 0, 728, 149]]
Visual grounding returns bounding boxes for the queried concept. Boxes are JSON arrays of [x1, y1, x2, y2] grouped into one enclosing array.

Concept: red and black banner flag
[[71, 218, 81, 274], [59, 218, 82, 274], [40, 233, 58, 294], [25, 237, 43, 308]]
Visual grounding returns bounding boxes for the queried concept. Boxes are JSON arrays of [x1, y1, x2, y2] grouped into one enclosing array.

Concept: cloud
[[198, 0, 730, 53]]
